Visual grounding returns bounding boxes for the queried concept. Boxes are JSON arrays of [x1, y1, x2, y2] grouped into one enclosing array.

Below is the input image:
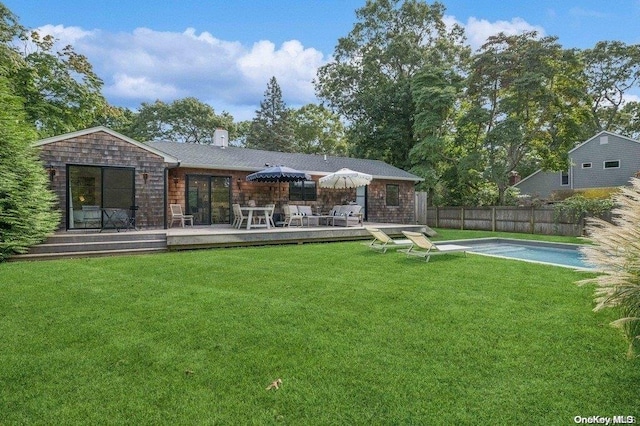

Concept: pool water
[[460, 240, 595, 270]]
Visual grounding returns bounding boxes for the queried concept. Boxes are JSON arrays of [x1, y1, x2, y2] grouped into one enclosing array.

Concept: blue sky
[[5, 0, 640, 120]]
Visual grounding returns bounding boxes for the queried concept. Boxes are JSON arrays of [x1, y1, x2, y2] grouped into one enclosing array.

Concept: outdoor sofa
[[328, 204, 363, 227]]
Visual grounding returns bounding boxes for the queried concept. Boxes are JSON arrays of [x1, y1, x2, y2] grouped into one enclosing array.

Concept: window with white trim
[[582, 162, 592, 169], [561, 171, 569, 186], [604, 160, 620, 169]]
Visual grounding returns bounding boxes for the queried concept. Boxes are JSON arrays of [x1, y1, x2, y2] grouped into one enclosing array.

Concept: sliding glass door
[[67, 165, 135, 229], [186, 175, 231, 225]]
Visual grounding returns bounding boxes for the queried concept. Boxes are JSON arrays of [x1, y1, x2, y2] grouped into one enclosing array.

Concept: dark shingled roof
[[147, 141, 422, 182]]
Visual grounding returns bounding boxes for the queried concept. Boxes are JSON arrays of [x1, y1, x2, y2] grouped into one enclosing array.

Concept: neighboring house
[[35, 126, 422, 230], [514, 131, 640, 199]]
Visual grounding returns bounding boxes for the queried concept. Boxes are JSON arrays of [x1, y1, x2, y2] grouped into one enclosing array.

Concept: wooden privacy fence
[[422, 206, 584, 236]]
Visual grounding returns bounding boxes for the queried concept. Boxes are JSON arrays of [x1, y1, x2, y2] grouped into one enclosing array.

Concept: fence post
[[492, 207, 496, 232], [530, 206, 535, 234], [461, 207, 465, 230], [435, 206, 439, 228]]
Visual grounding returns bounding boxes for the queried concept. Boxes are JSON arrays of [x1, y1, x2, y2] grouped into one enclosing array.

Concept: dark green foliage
[[125, 97, 236, 143], [316, 0, 469, 170], [245, 76, 295, 152], [0, 77, 59, 261], [553, 195, 613, 224]]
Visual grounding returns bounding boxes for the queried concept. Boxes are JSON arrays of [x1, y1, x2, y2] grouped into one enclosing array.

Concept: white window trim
[[603, 160, 620, 169], [582, 162, 592, 169]]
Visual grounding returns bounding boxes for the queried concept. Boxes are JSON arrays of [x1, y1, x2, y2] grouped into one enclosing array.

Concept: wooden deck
[[166, 222, 429, 250], [12, 223, 431, 261]]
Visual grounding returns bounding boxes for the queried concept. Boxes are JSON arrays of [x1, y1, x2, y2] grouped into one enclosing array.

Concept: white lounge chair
[[363, 227, 412, 253], [297, 205, 320, 226], [399, 231, 470, 262], [283, 205, 304, 227], [232, 203, 248, 229], [170, 204, 194, 228]]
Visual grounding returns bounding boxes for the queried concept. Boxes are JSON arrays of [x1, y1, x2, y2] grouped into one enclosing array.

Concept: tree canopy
[[125, 97, 235, 143], [316, 0, 469, 170], [245, 76, 296, 152]]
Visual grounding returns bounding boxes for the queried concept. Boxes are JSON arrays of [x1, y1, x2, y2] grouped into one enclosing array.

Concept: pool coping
[[439, 237, 599, 272]]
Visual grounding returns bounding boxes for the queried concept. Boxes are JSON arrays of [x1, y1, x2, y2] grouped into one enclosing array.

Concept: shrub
[[0, 77, 59, 261], [553, 195, 613, 225], [578, 178, 640, 357]]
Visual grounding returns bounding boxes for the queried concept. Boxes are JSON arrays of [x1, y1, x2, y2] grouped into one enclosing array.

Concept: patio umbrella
[[318, 168, 372, 189], [246, 165, 311, 183], [246, 165, 311, 209]]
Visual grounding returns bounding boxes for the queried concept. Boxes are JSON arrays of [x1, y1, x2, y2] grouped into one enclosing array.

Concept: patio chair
[[170, 204, 194, 228], [283, 205, 303, 227], [297, 205, 320, 226], [81, 205, 101, 228], [363, 227, 412, 253], [399, 231, 470, 262], [232, 203, 248, 229]]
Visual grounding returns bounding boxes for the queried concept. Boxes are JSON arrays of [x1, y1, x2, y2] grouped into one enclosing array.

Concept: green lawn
[[1, 232, 638, 424]]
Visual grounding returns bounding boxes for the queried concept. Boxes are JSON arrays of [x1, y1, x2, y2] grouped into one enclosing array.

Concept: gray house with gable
[[514, 131, 640, 199]]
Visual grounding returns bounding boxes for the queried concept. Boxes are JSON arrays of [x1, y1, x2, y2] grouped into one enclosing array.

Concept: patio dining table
[[241, 206, 273, 230]]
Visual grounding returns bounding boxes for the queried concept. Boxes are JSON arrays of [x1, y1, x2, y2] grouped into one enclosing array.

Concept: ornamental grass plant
[[1, 238, 638, 424], [579, 178, 640, 356]]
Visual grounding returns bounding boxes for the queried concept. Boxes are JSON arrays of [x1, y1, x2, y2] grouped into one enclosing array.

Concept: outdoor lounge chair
[[232, 203, 248, 229], [170, 204, 194, 228], [297, 205, 320, 226], [399, 231, 470, 262], [283, 205, 304, 227], [363, 227, 412, 253]]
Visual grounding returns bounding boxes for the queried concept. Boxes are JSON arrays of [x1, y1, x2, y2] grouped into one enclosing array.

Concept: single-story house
[[513, 131, 640, 199], [35, 126, 423, 230]]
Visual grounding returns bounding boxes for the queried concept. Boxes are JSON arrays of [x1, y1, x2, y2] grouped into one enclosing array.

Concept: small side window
[[561, 171, 569, 186], [604, 160, 620, 169], [582, 162, 592, 169]]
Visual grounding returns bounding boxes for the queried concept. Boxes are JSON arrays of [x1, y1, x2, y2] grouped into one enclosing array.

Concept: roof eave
[[33, 126, 180, 165]]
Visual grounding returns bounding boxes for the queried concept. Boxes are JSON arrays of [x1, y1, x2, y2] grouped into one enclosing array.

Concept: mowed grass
[[1, 237, 639, 424]]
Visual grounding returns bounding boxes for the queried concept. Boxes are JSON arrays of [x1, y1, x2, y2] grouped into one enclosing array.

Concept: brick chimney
[[508, 171, 521, 185]]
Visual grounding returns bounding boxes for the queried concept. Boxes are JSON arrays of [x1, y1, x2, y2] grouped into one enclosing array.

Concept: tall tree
[[10, 30, 108, 137], [0, 76, 59, 261], [463, 32, 591, 204], [245, 76, 295, 152], [316, 0, 468, 170], [409, 67, 468, 204], [290, 104, 348, 155], [126, 97, 235, 143], [581, 41, 640, 136]]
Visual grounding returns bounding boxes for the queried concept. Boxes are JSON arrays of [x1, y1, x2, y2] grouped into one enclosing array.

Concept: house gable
[[514, 131, 640, 198], [569, 131, 640, 190], [34, 126, 179, 164]]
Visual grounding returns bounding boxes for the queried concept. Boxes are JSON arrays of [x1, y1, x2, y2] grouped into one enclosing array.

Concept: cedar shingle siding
[[37, 130, 168, 230], [35, 127, 422, 228]]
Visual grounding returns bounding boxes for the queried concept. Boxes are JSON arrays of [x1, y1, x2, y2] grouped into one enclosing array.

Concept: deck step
[[11, 247, 167, 261], [10, 231, 168, 261]]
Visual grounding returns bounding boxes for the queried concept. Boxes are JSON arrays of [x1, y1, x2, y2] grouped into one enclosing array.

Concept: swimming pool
[[450, 238, 596, 270]]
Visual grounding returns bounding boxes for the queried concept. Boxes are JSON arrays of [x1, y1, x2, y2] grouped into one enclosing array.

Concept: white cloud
[[446, 15, 546, 52], [108, 73, 181, 100], [35, 24, 95, 45], [32, 24, 328, 121]]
